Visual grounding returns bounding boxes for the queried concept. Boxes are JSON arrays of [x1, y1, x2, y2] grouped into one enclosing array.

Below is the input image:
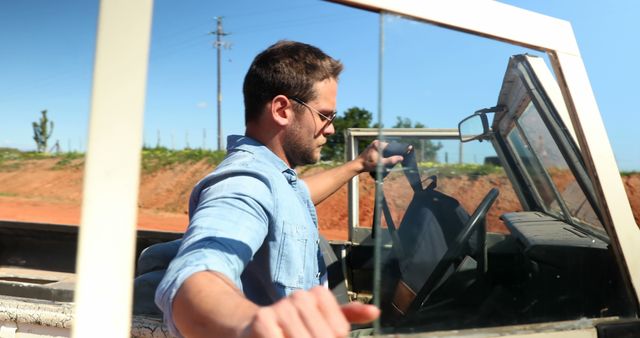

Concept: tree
[[32, 110, 54, 153], [322, 107, 372, 161], [321, 111, 442, 163], [392, 116, 443, 163]]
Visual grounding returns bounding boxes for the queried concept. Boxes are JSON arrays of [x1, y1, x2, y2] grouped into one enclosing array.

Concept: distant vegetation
[[0, 148, 81, 171], [0, 147, 226, 172], [141, 147, 226, 172], [0, 147, 637, 177], [321, 107, 442, 162], [417, 162, 505, 178], [0, 147, 57, 161], [52, 152, 85, 169]]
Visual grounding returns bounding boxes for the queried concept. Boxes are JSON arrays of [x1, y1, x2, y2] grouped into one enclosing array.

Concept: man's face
[[284, 78, 337, 167]]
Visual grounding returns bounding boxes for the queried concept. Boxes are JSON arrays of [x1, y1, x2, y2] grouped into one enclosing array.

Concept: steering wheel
[[406, 187, 499, 315]]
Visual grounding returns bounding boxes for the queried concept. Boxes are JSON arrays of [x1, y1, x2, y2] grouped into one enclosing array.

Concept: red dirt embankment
[[0, 159, 639, 240]]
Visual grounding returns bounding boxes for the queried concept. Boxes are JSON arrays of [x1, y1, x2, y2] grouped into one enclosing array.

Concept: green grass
[[1, 148, 85, 170], [0, 147, 227, 173], [0, 148, 51, 162], [418, 162, 505, 178], [52, 151, 85, 170], [1, 147, 638, 177], [0, 192, 17, 197], [0, 148, 53, 171], [298, 161, 505, 178], [141, 147, 226, 172]]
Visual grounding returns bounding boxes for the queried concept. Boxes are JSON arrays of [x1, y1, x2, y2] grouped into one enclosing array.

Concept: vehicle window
[[513, 101, 603, 228], [357, 137, 518, 235], [506, 125, 563, 216]]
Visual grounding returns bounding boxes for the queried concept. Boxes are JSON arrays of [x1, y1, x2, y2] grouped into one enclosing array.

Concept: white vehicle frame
[[59, 1, 640, 337]]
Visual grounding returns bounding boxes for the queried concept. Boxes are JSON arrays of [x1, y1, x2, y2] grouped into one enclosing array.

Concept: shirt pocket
[[274, 222, 309, 289]]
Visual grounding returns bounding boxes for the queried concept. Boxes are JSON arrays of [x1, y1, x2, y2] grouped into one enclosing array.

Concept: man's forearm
[[302, 159, 364, 205], [173, 271, 259, 338], [172, 269, 380, 338]]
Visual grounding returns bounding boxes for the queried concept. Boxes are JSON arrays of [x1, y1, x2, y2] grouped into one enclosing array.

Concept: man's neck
[[245, 125, 292, 168]]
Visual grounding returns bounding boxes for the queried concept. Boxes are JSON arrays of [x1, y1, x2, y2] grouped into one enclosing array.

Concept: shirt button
[[316, 272, 321, 278], [315, 239, 319, 245]]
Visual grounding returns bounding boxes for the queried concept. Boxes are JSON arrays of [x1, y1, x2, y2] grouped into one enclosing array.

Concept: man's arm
[[173, 271, 379, 338], [172, 271, 257, 337], [303, 140, 404, 205]]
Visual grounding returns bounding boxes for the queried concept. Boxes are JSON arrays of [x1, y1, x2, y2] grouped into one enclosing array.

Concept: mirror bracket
[[458, 105, 506, 142]]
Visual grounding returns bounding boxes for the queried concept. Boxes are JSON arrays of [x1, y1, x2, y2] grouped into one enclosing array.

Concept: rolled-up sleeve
[[154, 170, 273, 336]]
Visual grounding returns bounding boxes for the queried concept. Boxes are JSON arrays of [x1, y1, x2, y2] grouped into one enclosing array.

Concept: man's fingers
[[382, 155, 404, 166], [246, 292, 379, 338], [310, 287, 351, 337], [273, 299, 312, 338], [291, 289, 335, 338], [340, 302, 381, 324], [242, 308, 285, 338]]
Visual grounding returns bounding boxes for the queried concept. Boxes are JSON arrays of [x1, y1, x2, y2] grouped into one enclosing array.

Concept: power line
[[209, 17, 231, 151]]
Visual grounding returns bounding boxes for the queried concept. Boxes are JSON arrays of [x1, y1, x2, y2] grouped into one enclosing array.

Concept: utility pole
[[210, 17, 230, 151]]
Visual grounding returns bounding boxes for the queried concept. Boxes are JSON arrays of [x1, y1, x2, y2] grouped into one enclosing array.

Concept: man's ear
[[270, 95, 293, 127]]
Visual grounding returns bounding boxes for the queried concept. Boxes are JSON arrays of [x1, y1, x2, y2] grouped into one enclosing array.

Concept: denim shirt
[[155, 135, 325, 336]]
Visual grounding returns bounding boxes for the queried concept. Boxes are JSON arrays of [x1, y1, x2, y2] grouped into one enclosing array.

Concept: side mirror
[[458, 106, 505, 142]]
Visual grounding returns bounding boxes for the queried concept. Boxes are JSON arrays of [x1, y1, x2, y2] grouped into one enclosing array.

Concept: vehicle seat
[[133, 238, 181, 316], [373, 143, 481, 321], [133, 236, 349, 315]]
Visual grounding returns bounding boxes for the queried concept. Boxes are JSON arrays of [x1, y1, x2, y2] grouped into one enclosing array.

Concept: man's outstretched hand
[[241, 286, 379, 338], [303, 139, 408, 205], [357, 140, 406, 173]]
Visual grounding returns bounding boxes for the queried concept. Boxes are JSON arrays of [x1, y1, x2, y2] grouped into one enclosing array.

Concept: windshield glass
[[510, 101, 602, 228], [369, 137, 514, 235]]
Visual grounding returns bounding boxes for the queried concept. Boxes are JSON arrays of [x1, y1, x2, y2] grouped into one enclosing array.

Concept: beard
[[283, 118, 321, 168]]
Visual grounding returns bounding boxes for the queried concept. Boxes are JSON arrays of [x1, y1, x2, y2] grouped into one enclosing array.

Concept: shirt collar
[[226, 135, 298, 184]]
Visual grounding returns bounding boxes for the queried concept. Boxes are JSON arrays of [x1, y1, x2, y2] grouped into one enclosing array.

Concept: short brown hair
[[243, 40, 343, 124]]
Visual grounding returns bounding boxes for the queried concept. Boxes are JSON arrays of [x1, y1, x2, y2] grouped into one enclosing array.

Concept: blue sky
[[0, 1, 638, 170]]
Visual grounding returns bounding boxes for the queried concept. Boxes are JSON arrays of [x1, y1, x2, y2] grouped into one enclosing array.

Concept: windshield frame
[[493, 55, 608, 242]]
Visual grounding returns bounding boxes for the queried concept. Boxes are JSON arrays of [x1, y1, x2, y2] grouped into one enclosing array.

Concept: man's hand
[[357, 140, 406, 173], [303, 140, 407, 205], [241, 286, 380, 338]]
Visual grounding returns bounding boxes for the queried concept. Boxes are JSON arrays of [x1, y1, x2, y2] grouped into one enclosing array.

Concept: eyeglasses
[[290, 97, 337, 124]]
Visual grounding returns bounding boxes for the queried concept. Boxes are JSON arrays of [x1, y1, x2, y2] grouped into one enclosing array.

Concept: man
[[155, 40, 402, 338]]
